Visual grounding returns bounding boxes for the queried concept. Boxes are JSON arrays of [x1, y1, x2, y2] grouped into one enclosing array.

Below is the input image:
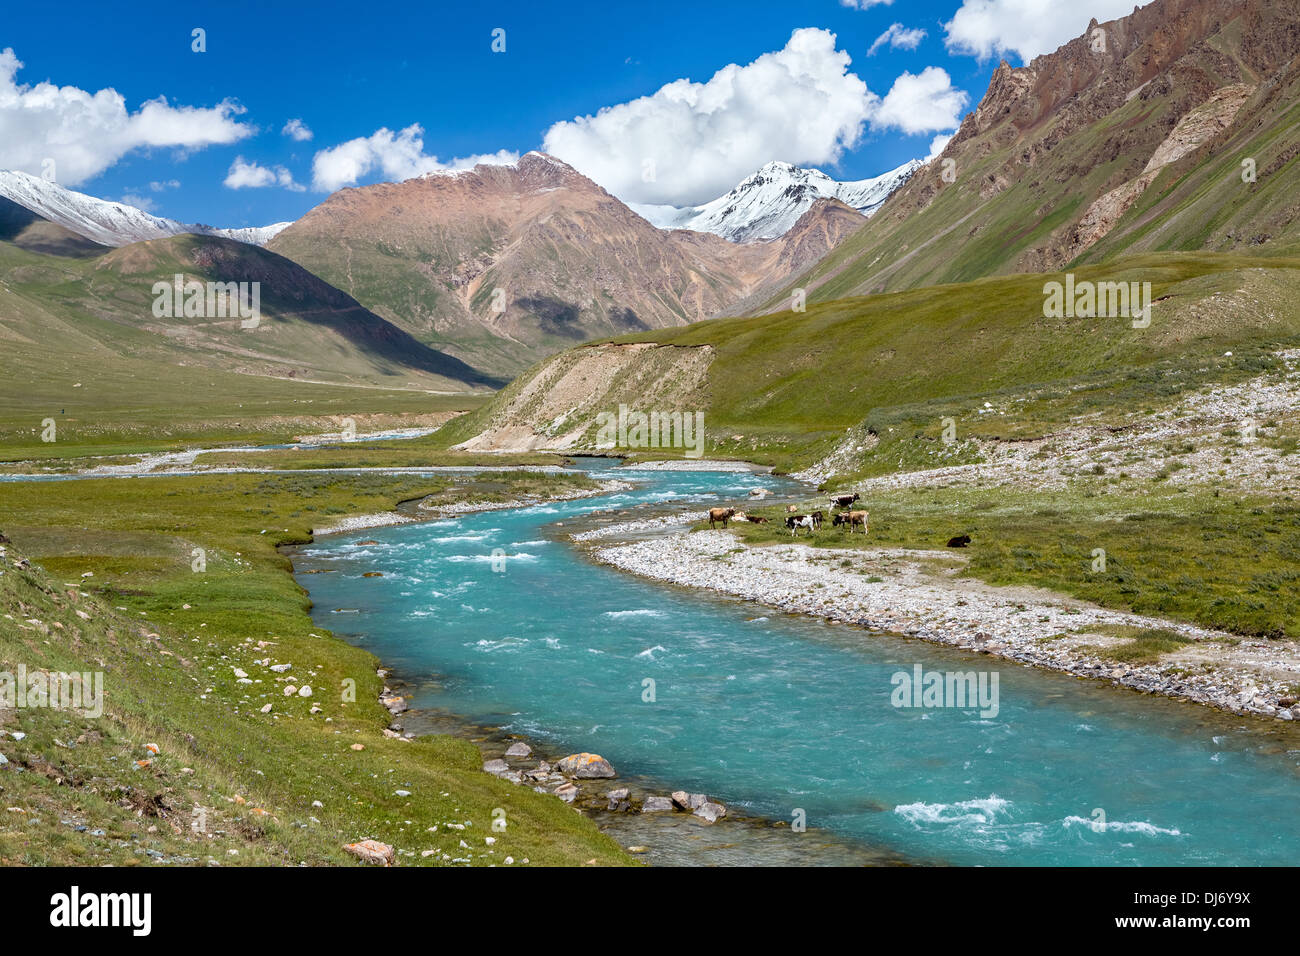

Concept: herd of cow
[[708, 492, 869, 537]]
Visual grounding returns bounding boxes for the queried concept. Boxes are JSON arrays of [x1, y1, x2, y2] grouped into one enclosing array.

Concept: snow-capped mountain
[[633, 158, 922, 243], [0, 170, 292, 248]]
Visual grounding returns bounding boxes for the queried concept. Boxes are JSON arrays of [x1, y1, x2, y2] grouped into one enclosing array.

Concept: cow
[[785, 514, 817, 537], [743, 515, 769, 524], [785, 505, 799, 513], [708, 507, 736, 529], [947, 534, 972, 548], [829, 493, 860, 509], [810, 510, 825, 530], [833, 510, 869, 534]]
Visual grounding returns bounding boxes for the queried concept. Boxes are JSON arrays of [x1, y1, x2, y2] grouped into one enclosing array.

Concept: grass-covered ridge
[[0, 468, 629, 866], [461, 253, 1300, 473]]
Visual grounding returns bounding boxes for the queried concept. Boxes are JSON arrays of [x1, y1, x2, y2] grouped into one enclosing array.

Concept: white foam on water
[[444, 553, 538, 563], [1062, 816, 1182, 837], [635, 645, 668, 659], [894, 795, 1011, 827], [603, 609, 665, 619], [472, 637, 529, 652]]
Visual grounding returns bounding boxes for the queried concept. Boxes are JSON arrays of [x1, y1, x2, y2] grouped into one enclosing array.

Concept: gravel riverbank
[[589, 527, 1300, 721]]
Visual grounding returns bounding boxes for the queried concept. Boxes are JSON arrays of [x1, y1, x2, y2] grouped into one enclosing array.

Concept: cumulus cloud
[[873, 67, 970, 136], [926, 132, 954, 161], [119, 193, 158, 213], [869, 23, 928, 55], [310, 124, 517, 192], [282, 118, 313, 141], [841, 0, 894, 8], [0, 48, 251, 186], [224, 156, 303, 191], [944, 0, 1149, 62], [543, 28, 884, 206]]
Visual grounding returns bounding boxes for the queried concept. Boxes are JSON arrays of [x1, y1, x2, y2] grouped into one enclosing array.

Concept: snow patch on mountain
[[633, 159, 921, 243], [0, 170, 292, 248]]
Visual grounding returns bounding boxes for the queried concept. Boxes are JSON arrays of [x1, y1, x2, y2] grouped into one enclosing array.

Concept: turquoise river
[[294, 461, 1300, 866]]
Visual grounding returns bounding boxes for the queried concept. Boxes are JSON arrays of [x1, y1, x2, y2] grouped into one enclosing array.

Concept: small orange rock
[[344, 839, 395, 866], [135, 759, 151, 769]]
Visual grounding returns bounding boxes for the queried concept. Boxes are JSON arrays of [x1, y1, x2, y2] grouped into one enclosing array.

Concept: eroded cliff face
[[1068, 82, 1256, 257], [452, 342, 715, 453]]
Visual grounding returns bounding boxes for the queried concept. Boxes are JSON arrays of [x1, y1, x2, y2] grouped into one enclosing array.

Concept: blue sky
[[0, 0, 1139, 227]]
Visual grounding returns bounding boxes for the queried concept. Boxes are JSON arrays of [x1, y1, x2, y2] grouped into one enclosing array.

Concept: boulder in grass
[[344, 840, 395, 866], [381, 695, 408, 715], [483, 759, 510, 775], [556, 752, 616, 779]]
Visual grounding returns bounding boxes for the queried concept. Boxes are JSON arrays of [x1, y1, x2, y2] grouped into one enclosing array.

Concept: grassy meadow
[[0, 466, 630, 866], [707, 481, 1300, 642]]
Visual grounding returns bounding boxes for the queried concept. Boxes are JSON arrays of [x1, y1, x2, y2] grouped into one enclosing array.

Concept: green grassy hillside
[[0, 469, 629, 866], [458, 253, 1300, 472], [754, 0, 1300, 313]]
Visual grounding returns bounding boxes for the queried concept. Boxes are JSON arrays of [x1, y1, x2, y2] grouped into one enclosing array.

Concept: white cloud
[[149, 179, 180, 192], [283, 118, 313, 142], [0, 48, 251, 186], [926, 132, 954, 160], [542, 28, 882, 206], [869, 23, 928, 55], [119, 193, 157, 213], [944, 0, 1148, 62], [873, 67, 969, 135], [310, 124, 517, 192], [224, 156, 303, 191], [841, 0, 894, 8]]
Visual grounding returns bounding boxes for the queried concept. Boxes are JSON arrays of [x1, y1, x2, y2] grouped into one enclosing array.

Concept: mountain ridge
[[755, 0, 1300, 310], [265, 152, 872, 378], [631, 158, 920, 242], [0, 169, 292, 248]]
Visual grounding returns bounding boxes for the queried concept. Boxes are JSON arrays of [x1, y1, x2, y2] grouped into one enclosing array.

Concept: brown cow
[[743, 515, 769, 524], [832, 510, 869, 534], [708, 507, 736, 529]]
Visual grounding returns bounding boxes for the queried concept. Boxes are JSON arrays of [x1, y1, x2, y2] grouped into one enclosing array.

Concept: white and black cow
[[785, 514, 817, 537]]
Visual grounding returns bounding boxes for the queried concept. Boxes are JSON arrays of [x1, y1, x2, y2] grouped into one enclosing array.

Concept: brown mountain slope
[[268, 153, 779, 378], [758, 0, 1300, 309], [268, 153, 870, 379]]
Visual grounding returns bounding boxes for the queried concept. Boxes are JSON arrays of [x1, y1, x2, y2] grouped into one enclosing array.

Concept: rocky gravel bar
[[591, 527, 1300, 722]]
